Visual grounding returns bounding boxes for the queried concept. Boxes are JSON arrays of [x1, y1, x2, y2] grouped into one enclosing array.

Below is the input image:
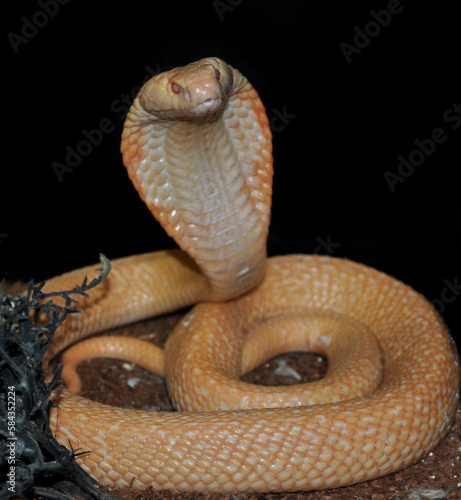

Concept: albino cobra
[[42, 57, 459, 494]]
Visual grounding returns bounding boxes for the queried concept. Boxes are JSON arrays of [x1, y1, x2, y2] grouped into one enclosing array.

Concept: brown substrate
[[74, 312, 461, 500], [3, 280, 460, 500]]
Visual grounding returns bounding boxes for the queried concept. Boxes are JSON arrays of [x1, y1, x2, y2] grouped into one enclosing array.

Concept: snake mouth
[[187, 95, 224, 115]]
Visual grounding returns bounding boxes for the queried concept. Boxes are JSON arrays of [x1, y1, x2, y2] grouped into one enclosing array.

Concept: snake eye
[[215, 69, 220, 81], [171, 82, 181, 94]]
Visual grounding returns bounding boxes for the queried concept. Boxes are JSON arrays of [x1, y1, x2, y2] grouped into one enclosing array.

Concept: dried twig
[[0, 255, 118, 499]]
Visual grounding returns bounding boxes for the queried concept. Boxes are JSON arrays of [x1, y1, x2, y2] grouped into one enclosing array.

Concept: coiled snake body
[[44, 58, 459, 494]]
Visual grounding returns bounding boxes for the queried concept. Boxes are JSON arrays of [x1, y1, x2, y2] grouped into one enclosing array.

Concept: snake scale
[[41, 57, 459, 494]]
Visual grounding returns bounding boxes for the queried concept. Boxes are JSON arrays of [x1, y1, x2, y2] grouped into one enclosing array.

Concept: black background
[[1, 1, 460, 347]]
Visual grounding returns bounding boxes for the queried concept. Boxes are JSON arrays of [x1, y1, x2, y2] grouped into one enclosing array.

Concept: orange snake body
[[43, 58, 459, 494]]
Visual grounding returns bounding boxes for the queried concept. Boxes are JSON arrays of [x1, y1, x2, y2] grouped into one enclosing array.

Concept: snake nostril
[[171, 82, 181, 94], [215, 69, 220, 81]]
